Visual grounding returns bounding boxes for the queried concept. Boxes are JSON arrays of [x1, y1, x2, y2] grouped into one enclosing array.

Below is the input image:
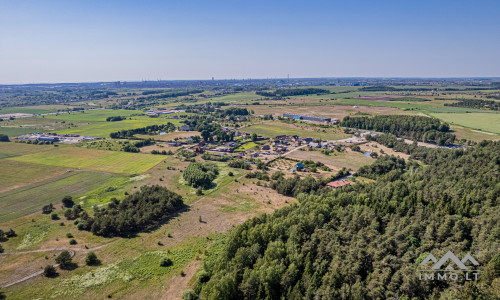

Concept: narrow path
[[281, 144, 307, 156], [0, 242, 112, 288]]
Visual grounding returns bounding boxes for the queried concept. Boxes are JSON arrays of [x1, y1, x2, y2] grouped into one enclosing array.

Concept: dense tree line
[[228, 160, 252, 170], [220, 108, 249, 116], [197, 141, 500, 299], [78, 185, 184, 237], [444, 99, 499, 110], [256, 88, 330, 97], [109, 123, 176, 138], [183, 162, 219, 189], [341, 115, 456, 145], [106, 116, 127, 121]]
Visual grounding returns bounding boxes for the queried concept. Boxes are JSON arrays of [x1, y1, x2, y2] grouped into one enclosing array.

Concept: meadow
[[53, 116, 182, 137], [242, 122, 350, 140], [0, 171, 122, 222], [0, 160, 67, 193], [42, 109, 144, 122], [234, 142, 257, 152], [8, 146, 166, 174]]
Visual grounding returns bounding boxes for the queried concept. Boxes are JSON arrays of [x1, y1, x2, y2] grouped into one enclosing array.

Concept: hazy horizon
[[1, 0, 500, 84]]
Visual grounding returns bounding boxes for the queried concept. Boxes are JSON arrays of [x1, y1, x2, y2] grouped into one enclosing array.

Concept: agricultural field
[[430, 112, 500, 135], [0, 160, 68, 193], [42, 109, 144, 122], [242, 122, 350, 140], [0, 171, 123, 222], [0, 141, 57, 156], [8, 146, 166, 174], [0, 127, 43, 136], [234, 142, 257, 152]]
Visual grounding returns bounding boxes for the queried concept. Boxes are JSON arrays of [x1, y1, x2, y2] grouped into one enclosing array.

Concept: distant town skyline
[[1, 0, 500, 84]]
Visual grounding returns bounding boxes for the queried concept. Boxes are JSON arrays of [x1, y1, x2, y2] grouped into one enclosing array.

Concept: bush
[[183, 162, 219, 189], [197, 270, 210, 283], [85, 252, 101, 266], [181, 289, 197, 300], [55, 250, 73, 269], [43, 265, 58, 277], [61, 195, 74, 208], [51, 213, 59, 220], [160, 257, 173, 267], [69, 239, 77, 245], [66, 233, 73, 238]]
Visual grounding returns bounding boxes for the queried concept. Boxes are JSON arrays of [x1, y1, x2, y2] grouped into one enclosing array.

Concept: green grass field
[[0, 171, 123, 222], [430, 112, 500, 134], [234, 142, 257, 152], [0, 127, 45, 136], [0, 141, 57, 155], [0, 107, 58, 115], [242, 122, 349, 140], [8, 146, 166, 174], [42, 109, 144, 122], [52, 116, 182, 137]]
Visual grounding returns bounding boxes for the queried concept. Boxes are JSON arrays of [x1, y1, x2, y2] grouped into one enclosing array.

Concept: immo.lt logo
[[418, 251, 480, 281]]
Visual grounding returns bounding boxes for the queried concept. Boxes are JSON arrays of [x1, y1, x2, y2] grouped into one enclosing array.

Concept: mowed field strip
[[8, 146, 166, 174], [0, 171, 123, 222]]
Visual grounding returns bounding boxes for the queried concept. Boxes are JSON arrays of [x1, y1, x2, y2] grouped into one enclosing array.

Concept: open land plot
[[0, 141, 57, 156], [0, 107, 61, 115], [429, 112, 500, 135], [135, 131, 200, 141], [8, 146, 166, 174], [0, 127, 44, 136], [448, 125, 499, 141], [40, 109, 144, 122], [0, 160, 68, 193], [0, 171, 123, 222], [1, 117, 87, 134], [286, 148, 374, 170], [243, 104, 407, 119], [52, 117, 182, 138], [234, 142, 257, 152], [242, 122, 350, 140]]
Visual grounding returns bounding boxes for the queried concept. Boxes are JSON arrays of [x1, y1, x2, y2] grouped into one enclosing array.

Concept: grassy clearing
[[430, 112, 500, 134], [9, 146, 165, 174], [0, 107, 57, 114], [0, 171, 123, 223], [242, 122, 349, 140], [286, 149, 374, 170]]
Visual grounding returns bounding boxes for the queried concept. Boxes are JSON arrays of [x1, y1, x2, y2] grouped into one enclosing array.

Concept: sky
[[1, 0, 499, 83]]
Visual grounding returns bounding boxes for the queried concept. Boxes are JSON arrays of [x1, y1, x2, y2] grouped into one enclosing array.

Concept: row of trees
[[341, 115, 456, 145], [256, 88, 330, 97], [0, 134, 9, 142], [444, 99, 499, 110], [197, 140, 500, 299]]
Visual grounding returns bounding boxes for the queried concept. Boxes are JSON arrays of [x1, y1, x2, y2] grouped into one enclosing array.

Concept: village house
[[180, 124, 192, 131], [326, 180, 351, 190]]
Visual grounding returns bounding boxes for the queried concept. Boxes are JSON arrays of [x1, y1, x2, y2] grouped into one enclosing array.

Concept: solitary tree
[[85, 252, 100, 266], [43, 265, 58, 277]]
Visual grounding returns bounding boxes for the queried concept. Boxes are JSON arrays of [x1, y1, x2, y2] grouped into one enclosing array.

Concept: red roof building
[[326, 179, 351, 189]]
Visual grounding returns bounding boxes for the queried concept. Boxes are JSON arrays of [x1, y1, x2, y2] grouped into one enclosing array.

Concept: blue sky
[[1, 0, 499, 83]]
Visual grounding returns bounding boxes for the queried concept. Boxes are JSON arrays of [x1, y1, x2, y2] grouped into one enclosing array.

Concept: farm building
[[283, 113, 331, 123], [290, 162, 304, 172], [180, 125, 192, 131], [326, 180, 351, 190]]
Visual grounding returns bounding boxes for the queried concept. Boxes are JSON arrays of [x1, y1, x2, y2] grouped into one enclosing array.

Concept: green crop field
[[52, 116, 182, 137], [242, 122, 350, 140], [8, 146, 166, 174], [430, 112, 500, 134], [0, 107, 58, 115], [0, 171, 123, 222]]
